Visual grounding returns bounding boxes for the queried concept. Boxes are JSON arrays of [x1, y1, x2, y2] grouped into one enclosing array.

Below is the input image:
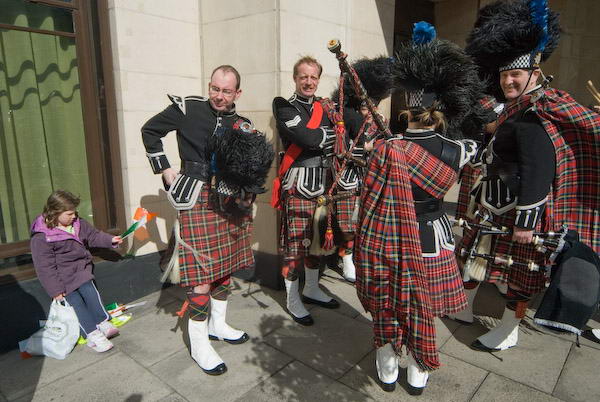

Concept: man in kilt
[[356, 21, 487, 394], [271, 56, 363, 325], [142, 65, 273, 375], [452, 0, 600, 352]]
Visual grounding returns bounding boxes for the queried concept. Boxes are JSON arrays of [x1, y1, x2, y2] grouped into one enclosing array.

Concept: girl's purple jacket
[[30, 215, 115, 298]]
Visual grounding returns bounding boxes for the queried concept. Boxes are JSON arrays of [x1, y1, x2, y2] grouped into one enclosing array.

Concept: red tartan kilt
[[458, 207, 546, 294], [424, 248, 467, 316], [281, 192, 316, 256], [372, 310, 407, 349], [335, 194, 357, 233], [178, 186, 254, 286]]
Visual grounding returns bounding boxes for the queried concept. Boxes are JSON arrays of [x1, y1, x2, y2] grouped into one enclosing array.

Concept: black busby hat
[[331, 56, 394, 110], [466, 0, 561, 97], [212, 127, 274, 194], [393, 21, 488, 139]]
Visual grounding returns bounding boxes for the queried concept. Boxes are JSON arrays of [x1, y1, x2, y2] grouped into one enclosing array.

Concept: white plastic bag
[[25, 299, 80, 360]]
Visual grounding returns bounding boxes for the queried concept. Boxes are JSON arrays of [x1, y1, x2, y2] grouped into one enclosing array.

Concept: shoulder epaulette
[[167, 94, 208, 115]]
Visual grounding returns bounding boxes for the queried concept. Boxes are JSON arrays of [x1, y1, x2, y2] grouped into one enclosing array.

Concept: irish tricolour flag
[[120, 207, 157, 240]]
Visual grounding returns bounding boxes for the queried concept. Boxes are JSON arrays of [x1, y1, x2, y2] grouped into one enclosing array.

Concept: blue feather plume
[[529, 0, 549, 53], [412, 21, 436, 45]]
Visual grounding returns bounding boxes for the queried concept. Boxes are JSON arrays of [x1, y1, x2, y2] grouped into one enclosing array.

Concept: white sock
[[376, 343, 399, 384], [342, 254, 356, 282], [302, 267, 332, 302], [407, 352, 429, 388], [477, 307, 520, 350], [188, 319, 224, 370], [285, 278, 310, 318]]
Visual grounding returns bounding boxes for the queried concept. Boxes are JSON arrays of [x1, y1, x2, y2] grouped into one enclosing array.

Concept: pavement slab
[[436, 317, 461, 349], [123, 285, 180, 319], [441, 318, 572, 394], [239, 360, 374, 402], [0, 345, 114, 400], [114, 300, 187, 367], [317, 271, 364, 320], [527, 310, 600, 352], [14, 352, 172, 402], [263, 307, 374, 379], [339, 349, 488, 401], [150, 339, 293, 402], [553, 343, 600, 402], [471, 373, 563, 402], [157, 393, 188, 402]]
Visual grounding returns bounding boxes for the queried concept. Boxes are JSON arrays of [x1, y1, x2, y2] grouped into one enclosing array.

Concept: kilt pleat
[[281, 192, 316, 256], [335, 194, 358, 234], [178, 187, 254, 286], [424, 248, 467, 316]]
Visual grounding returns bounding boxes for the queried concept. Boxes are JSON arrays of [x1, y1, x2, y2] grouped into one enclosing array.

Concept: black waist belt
[[292, 155, 330, 168], [414, 198, 443, 215], [181, 160, 210, 181], [484, 161, 520, 193]]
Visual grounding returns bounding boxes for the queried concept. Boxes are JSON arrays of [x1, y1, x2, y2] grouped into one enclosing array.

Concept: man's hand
[[54, 293, 65, 301], [112, 236, 123, 245], [512, 227, 534, 244], [162, 167, 179, 187]]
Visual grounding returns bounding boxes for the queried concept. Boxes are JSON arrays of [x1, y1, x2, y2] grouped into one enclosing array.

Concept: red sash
[[270, 101, 324, 209]]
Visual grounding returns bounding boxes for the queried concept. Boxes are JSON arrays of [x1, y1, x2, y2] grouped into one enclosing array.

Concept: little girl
[[30, 190, 123, 352]]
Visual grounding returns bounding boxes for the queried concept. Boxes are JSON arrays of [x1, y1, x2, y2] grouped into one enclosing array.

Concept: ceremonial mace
[[327, 39, 393, 140]]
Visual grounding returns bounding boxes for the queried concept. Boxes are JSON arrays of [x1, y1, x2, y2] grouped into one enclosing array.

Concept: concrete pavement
[[1, 269, 599, 402]]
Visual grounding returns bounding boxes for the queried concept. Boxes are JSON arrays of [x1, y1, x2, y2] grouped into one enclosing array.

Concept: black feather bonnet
[[393, 22, 488, 139], [211, 127, 274, 194], [465, 0, 561, 98], [331, 56, 394, 110]]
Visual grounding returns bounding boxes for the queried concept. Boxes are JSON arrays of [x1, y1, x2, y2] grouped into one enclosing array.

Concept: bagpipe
[[308, 40, 392, 254], [453, 210, 569, 282], [327, 39, 393, 142], [455, 211, 600, 338]]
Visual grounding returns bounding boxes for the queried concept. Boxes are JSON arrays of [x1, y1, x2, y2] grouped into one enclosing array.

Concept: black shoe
[[470, 339, 501, 352], [407, 384, 425, 396], [582, 329, 600, 344], [202, 362, 227, 376], [209, 332, 249, 345], [379, 381, 396, 392], [291, 313, 314, 326], [302, 296, 340, 309]]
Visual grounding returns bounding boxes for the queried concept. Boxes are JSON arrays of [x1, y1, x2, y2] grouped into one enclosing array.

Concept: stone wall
[[108, 0, 396, 259], [108, 0, 202, 255]]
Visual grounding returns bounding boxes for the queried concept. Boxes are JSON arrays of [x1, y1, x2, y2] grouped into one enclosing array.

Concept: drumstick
[[586, 80, 600, 104]]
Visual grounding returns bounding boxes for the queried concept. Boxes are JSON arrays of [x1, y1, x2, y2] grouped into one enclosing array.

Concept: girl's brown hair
[[43, 190, 80, 228], [400, 104, 447, 133]]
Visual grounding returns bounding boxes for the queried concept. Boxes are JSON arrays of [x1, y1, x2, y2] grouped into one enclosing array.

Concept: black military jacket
[[142, 95, 251, 178], [480, 106, 555, 229]]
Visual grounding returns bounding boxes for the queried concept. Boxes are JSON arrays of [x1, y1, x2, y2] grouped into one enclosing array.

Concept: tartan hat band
[[405, 89, 441, 109], [499, 52, 542, 72]]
